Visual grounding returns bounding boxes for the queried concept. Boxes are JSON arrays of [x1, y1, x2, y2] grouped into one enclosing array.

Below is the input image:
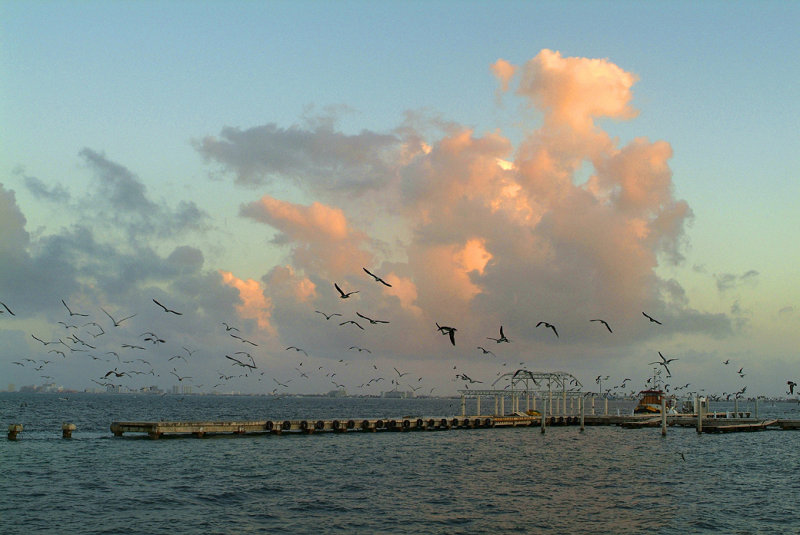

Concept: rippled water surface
[[2, 393, 799, 534]]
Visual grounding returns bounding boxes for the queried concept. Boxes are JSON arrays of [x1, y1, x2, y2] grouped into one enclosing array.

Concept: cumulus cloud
[[240, 196, 371, 279], [491, 58, 516, 93], [3, 50, 740, 394]]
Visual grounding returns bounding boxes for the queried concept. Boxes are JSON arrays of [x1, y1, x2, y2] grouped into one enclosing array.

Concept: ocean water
[[1, 393, 799, 534]]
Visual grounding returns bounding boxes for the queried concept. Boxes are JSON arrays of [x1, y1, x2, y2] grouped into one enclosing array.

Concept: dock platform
[[107, 415, 800, 439]]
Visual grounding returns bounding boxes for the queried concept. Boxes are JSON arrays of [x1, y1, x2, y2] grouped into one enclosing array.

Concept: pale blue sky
[[1, 1, 798, 395]]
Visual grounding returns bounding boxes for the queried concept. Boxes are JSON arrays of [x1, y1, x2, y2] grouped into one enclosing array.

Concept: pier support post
[[548, 391, 553, 416], [7, 424, 22, 441], [734, 397, 739, 417], [494, 396, 498, 416], [696, 395, 703, 434], [591, 395, 595, 415], [526, 392, 530, 412], [532, 395, 536, 412], [563, 390, 567, 416], [580, 396, 585, 432], [661, 398, 667, 437], [476, 395, 481, 416], [755, 397, 759, 419], [461, 395, 466, 417], [541, 399, 547, 434], [62, 423, 76, 439], [604, 397, 608, 416], [500, 396, 505, 416]]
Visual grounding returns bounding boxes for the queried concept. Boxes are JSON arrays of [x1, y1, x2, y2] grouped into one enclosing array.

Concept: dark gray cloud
[[15, 167, 71, 202], [194, 122, 401, 192], [79, 148, 210, 240]]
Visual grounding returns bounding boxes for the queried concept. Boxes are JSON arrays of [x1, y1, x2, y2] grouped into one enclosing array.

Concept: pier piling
[[62, 423, 76, 439], [7, 424, 22, 440], [661, 399, 667, 436]]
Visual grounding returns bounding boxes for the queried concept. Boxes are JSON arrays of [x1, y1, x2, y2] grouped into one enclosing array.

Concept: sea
[[1, 393, 799, 534]]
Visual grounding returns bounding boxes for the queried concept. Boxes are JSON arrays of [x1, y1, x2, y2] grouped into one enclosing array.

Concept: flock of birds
[[0, 286, 795, 400]]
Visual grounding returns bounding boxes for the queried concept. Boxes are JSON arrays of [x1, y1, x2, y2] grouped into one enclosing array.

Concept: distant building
[[382, 390, 415, 399], [326, 389, 347, 397]]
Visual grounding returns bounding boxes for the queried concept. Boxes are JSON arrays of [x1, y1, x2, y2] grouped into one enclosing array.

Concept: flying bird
[[349, 346, 371, 353], [486, 325, 510, 343], [787, 381, 797, 395], [590, 319, 613, 333], [315, 310, 342, 320], [649, 352, 677, 377], [286, 346, 308, 356], [101, 307, 136, 327], [536, 321, 559, 338], [356, 312, 389, 325], [221, 322, 239, 332], [0, 301, 15, 315], [436, 323, 457, 346], [170, 371, 192, 382], [363, 267, 392, 287], [477, 346, 496, 357], [61, 299, 89, 317], [642, 312, 662, 325], [230, 333, 258, 346], [153, 298, 182, 315], [339, 320, 364, 330], [334, 282, 359, 299]]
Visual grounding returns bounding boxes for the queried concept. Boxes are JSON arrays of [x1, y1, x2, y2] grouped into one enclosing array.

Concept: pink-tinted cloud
[[517, 49, 639, 133], [220, 270, 275, 333], [240, 195, 372, 279], [490, 58, 516, 92]]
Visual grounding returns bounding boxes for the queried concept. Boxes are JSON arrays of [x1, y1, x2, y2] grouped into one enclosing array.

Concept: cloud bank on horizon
[[1, 50, 742, 394]]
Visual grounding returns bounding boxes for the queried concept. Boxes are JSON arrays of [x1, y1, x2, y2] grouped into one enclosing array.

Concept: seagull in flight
[[101, 308, 136, 327], [787, 380, 797, 395], [230, 333, 258, 346], [486, 325, 510, 343], [649, 351, 678, 377], [62, 299, 89, 317], [363, 267, 392, 287], [436, 323, 457, 346], [334, 282, 359, 299], [221, 322, 239, 332], [339, 320, 364, 330], [642, 312, 662, 325], [536, 321, 559, 338], [477, 346, 496, 357], [0, 301, 15, 316], [286, 346, 308, 356], [315, 310, 342, 320], [356, 312, 389, 325], [349, 346, 372, 353], [590, 319, 613, 333], [153, 298, 182, 315]]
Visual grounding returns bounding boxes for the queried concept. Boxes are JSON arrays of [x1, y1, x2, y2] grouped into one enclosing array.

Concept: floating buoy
[[361, 420, 370, 430], [315, 420, 325, 430], [281, 420, 291, 431]]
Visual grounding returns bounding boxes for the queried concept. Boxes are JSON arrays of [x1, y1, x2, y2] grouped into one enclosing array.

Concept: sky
[[1, 1, 798, 398]]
